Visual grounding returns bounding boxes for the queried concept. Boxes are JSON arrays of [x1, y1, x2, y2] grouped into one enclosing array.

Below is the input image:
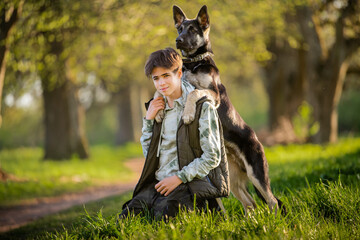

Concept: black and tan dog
[[156, 5, 285, 215]]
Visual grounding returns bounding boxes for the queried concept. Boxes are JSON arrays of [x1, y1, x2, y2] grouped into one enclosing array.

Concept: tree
[[262, 0, 360, 144], [9, 0, 94, 159], [0, 1, 23, 127], [264, 35, 306, 144], [296, 0, 360, 143], [0, 1, 23, 179]]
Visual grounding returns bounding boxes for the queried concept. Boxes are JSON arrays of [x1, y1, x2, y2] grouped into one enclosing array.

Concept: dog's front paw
[[182, 106, 196, 124], [155, 109, 164, 123]]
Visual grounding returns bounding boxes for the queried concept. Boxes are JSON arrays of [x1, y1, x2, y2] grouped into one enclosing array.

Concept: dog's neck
[[181, 44, 213, 63], [182, 52, 213, 63], [181, 42, 212, 57]]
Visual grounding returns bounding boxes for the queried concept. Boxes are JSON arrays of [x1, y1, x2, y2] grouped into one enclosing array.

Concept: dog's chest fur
[[182, 69, 213, 90]]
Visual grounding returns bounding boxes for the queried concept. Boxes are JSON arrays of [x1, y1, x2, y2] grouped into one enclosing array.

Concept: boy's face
[[151, 66, 182, 100]]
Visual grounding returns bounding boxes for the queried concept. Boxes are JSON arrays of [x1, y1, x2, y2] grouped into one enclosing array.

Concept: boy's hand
[[155, 175, 182, 196], [146, 97, 165, 120]]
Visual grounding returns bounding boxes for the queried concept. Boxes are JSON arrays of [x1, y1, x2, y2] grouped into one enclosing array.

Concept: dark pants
[[119, 181, 215, 221]]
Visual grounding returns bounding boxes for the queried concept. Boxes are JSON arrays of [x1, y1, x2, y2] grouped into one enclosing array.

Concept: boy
[[120, 48, 229, 221]]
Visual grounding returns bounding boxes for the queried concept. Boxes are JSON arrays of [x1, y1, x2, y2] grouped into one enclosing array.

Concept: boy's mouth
[[160, 87, 168, 92]]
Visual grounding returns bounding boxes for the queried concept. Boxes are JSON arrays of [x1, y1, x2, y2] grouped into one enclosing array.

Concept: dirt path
[[0, 158, 144, 233]]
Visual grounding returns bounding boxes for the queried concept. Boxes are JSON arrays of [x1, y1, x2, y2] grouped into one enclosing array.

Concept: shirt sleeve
[[140, 118, 154, 158], [176, 102, 221, 183]]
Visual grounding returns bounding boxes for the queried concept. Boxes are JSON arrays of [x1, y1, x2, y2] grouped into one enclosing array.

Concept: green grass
[[1, 138, 360, 239], [0, 143, 143, 205]]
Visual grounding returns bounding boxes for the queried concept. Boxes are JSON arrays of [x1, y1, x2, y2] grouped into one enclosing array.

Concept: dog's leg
[[225, 137, 280, 215], [242, 152, 279, 215], [153, 91, 165, 123], [226, 142, 257, 215], [183, 89, 217, 124], [228, 159, 256, 215]]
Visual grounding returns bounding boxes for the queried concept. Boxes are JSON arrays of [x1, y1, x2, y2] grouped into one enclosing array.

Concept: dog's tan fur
[[225, 141, 278, 215]]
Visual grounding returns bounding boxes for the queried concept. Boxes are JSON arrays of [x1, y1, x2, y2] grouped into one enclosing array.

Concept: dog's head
[[173, 5, 211, 57]]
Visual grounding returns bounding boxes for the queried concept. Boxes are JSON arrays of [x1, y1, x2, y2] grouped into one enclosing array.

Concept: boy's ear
[[177, 68, 182, 79], [197, 5, 209, 30], [173, 5, 187, 28]]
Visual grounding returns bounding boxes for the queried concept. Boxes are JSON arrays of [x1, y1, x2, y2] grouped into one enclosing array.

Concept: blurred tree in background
[[263, 0, 360, 144], [0, 0, 23, 178], [0, 0, 22, 128], [0, 0, 359, 164], [296, 0, 360, 143]]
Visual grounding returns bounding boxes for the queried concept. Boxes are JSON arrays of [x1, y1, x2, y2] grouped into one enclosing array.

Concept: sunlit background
[[1, 0, 360, 237], [1, 0, 359, 155]]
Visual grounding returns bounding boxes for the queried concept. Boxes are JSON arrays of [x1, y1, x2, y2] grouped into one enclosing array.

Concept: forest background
[[1, 0, 360, 162]]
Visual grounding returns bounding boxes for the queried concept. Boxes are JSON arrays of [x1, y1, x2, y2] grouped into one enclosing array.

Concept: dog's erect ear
[[196, 5, 209, 29], [173, 5, 187, 28]]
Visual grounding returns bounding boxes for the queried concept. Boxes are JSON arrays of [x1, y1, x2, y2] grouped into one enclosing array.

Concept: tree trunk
[[0, 3, 22, 127], [42, 78, 89, 159], [0, 3, 22, 177], [115, 84, 135, 145], [0, 43, 7, 128], [312, 59, 349, 143], [264, 37, 306, 144], [130, 84, 146, 142], [296, 2, 360, 143], [40, 37, 89, 160], [115, 84, 147, 145]]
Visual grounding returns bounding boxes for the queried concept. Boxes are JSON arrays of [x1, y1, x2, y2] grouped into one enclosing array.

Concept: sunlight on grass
[[264, 138, 360, 191], [1, 138, 360, 239], [265, 137, 360, 164], [25, 178, 358, 240], [0, 143, 143, 205]]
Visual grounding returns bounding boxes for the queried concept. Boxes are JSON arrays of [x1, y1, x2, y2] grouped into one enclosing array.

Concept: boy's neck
[[166, 88, 182, 108]]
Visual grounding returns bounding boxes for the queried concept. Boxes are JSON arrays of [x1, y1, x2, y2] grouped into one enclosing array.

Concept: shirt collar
[[164, 80, 195, 110]]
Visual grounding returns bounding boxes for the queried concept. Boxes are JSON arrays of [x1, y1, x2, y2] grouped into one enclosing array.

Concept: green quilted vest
[[133, 97, 230, 199]]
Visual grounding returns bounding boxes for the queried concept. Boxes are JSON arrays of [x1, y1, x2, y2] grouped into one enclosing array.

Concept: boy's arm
[[140, 118, 154, 157], [176, 101, 221, 183], [140, 97, 165, 157]]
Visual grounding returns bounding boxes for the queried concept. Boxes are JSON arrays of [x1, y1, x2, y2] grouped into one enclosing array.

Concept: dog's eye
[[189, 26, 196, 33], [178, 26, 183, 33]]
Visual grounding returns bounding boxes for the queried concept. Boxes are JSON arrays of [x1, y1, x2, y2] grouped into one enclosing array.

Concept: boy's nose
[[158, 78, 165, 86]]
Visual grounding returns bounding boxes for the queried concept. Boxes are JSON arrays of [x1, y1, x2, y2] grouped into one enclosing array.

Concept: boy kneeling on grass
[[119, 47, 230, 221]]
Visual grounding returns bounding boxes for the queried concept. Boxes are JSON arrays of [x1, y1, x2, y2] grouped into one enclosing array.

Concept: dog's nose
[[176, 37, 183, 44]]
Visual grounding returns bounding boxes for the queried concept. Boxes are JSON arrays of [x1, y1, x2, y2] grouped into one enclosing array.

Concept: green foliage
[[292, 101, 319, 140], [1, 137, 360, 239], [338, 88, 360, 133], [2, 0, 360, 152], [0, 143, 143, 205], [0, 105, 43, 148]]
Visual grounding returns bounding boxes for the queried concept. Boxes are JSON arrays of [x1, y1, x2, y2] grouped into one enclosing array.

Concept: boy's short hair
[[144, 47, 183, 78]]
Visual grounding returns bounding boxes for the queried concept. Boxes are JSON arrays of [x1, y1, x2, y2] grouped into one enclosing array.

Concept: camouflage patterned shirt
[[140, 80, 221, 183]]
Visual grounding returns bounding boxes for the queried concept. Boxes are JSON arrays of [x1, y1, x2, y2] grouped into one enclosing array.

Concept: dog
[[155, 5, 285, 215]]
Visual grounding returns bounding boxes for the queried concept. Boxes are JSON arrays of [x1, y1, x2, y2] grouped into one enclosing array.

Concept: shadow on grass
[[0, 192, 132, 240]]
